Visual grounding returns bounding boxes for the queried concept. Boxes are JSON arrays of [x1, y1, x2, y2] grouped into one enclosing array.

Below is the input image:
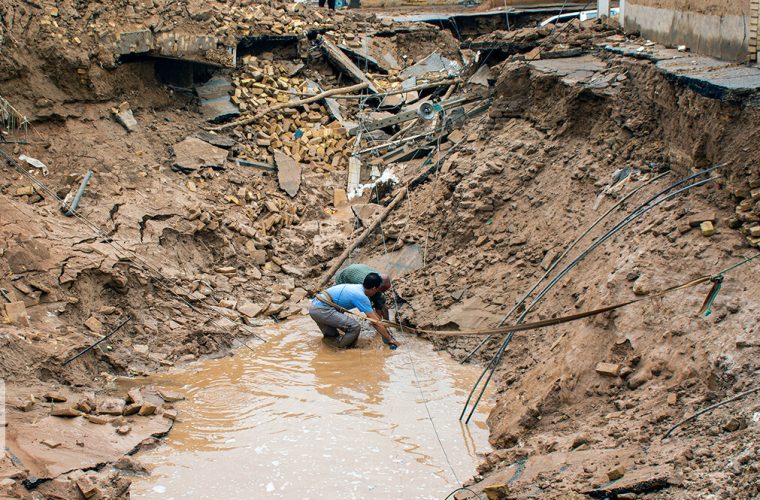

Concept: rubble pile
[[468, 17, 623, 59]]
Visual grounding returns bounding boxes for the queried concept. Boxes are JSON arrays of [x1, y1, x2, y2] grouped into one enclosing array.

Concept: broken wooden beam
[[317, 187, 408, 289], [318, 36, 378, 93], [208, 82, 368, 132]]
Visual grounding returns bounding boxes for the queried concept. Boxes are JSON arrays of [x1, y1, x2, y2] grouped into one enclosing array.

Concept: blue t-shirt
[[312, 284, 373, 313]]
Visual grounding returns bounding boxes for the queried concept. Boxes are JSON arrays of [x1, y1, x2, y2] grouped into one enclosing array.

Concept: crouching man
[[334, 263, 391, 320], [309, 272, 399, 349]]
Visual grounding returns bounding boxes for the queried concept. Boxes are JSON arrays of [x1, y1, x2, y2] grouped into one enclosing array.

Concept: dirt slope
[[374, 47, 760, 499]]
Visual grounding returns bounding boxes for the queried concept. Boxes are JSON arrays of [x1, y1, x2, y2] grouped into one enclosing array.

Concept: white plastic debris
[[18, 154, 49, 176], [348, 167, 399, 200]]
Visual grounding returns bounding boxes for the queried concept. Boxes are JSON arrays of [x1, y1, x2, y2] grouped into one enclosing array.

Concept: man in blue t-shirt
[[309, 273, 399, 349]]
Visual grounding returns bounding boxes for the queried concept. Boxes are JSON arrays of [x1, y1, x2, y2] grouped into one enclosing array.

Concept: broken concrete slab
[[115, 30, 152, 55], [194, 131, 235, 150], [401, 52, 461, 79], [351, 203, 383, 227], [8, 414, 171, 479], [318, 36, 378, 93], [468, 64, 493, 86], [306, 79, 346, 127], [347, 157, 362, 197], [195, 77, 241, 124], [338, 44, 388, 74], [366, 243, 424, 278], [113, 102, 138, 133], [274, 150, 302, 198], [603, 41, 760, 102], [116, 30, 235, 67], [172, 137, 229, 173], [528, 55, 608, 86]]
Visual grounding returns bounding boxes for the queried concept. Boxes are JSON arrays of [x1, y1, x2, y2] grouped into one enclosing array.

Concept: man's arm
[[366, 311, 398, 347]]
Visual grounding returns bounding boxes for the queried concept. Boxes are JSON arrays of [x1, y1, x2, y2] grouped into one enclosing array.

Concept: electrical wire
[[460, 166, 724, 423]]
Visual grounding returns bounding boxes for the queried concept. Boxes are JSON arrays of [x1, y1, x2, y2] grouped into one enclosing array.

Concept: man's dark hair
[[363, 272, 383, 289]]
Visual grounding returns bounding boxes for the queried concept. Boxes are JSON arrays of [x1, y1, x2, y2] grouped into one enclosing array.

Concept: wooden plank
[[318, 36, 378, 93]]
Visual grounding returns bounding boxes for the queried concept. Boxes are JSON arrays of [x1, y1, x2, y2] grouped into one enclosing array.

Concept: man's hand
[[366, 311, 399, 348]]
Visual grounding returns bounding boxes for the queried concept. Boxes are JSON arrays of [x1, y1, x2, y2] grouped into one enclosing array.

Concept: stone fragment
[[482, 483, 510, 500], [274, 150, 302, 197], [723, 417, 746, 432], [122, 404, 141, 416], [688, 211, 716, 227], [162, 409, 178, 421], [3, 301, 30, 326], [250, 249, 268, 265], [138, 403, 157, 416], [281, 264, 305, 277], [134, 344, 149, 354], [42, 439, 62, 449], [448, 130, 465, 143], [749, 226, 760, 237], [172, 137, 229, 172], [17, 399, 34, 412], [44, 391, 67, 402], [290, 287, 308, 303], [98, 398, 126, 416], [237, 302, 264, 318], [84, 316, 103, 333], [51, 407, 83, 418], [667, 393, 677, 405], [116, 425, 132, 435], [700, 221, 715, 236], [595, 362, 621, 377], [333, 188, 348, 207], [76, 476, 99, 499], [76, 399, 94, 413], [607, 465, 626, 481], [113, 102, 138, 132], [352, 203, 383, 227], [540, 250, 556, 271], [15, 186, 35, 196], [127, 387, 144, 405], [85, 414, 109, 425]]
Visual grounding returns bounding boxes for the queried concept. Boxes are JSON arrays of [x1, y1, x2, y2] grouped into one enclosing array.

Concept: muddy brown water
[[126, 317, 492, 499]]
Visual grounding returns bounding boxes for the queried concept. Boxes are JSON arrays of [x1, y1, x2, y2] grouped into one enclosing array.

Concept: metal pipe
[[355, 130, 439, 156], [64, 169, 93, 216], [62, 315, 132, 366]]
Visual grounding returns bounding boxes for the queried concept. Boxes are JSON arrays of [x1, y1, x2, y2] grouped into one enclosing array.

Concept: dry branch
[[209, 82, 369, 132]]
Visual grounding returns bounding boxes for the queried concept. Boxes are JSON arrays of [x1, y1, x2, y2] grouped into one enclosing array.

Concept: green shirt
[[335, 264, 378, 286]]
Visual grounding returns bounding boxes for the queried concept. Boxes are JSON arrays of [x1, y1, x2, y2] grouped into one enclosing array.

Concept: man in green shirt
[[335, 263, 391, 319]]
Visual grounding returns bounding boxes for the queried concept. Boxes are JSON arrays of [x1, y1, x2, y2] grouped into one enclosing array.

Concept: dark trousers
[[309, 304, 360, 348], [319, 0, 335, 10]]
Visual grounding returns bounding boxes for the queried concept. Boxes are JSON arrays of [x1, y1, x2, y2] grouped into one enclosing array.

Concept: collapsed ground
[[1, 1, 759, 498]]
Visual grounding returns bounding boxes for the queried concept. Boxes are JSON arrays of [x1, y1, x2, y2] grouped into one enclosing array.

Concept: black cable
[[445, 486, 485, 499], [460, 166, 724, 422]]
